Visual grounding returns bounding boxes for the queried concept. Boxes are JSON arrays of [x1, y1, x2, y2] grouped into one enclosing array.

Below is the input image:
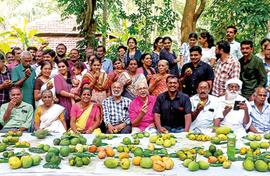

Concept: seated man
[[102, 82, 131, 134], [249, 87, 270, 133], [214, 78, 252, 135], [129, 82, 156, 133], [0, 86, 34, 132], [190, 81, 222, 130], [153, 75, 192, 133]]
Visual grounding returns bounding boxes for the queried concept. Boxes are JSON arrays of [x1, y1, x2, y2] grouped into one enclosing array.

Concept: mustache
[[199, 92, 207, 95]]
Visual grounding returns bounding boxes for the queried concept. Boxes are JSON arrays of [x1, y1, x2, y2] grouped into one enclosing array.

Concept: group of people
[[0, 25, 270, 135]]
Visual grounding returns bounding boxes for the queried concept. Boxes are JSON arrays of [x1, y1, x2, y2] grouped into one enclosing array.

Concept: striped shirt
[[102, 96, 131, 126], [250, 101, 270, 132], [212, 56, 240, 97], [0, 66, 11, 106]]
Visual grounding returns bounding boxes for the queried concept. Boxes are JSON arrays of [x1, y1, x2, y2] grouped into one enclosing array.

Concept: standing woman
[[54, 60, 80, 126], [137, 53, 156, 83], [124, 37, 142, 67], [198, 31, 216, 66], [160, 36, 180, 76], [108, 59, 125, 87], [118, 59, 147, 100], [149, 60, 170, 96], [81, 58, 109, 104], [151, 37, 163, 71], [34, 61, 56, 107], [180, 32, 198, 65]]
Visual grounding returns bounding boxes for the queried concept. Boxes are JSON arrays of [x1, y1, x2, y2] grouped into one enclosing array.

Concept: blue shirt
[[102, 58, 113, 73], [153, 91, 192, 128], [250, 101, 270, 132]]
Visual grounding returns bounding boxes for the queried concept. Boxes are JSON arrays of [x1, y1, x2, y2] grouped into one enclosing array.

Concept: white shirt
[[190, 94, 222, 130], [201, 47, 216, 64], [229, 40, 242, 60], [216, 94, 251, 135]]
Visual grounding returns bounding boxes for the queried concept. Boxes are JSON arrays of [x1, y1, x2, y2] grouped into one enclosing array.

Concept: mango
[[104, 158, 118, 169]]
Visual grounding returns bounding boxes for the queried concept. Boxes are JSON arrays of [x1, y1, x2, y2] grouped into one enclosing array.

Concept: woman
[[34, 90, 67, 133], [149, 60, 170, 96], [151, 37, 163, 71], [81, 58, 109, 104], [34, 61, 56, 107], [54, 60, 80, 126], [137, 53, 156, 83], [160, 36, 180, 76], [256, 38, 270, 60], [70, 88, 102, 133], [118, 59, 147, 100], [180, 32, 198, 65], [124, 37, 142, 67], [198, 31, 216, 66], [5, 52, 15, 64], [108, 59, 125, 87]]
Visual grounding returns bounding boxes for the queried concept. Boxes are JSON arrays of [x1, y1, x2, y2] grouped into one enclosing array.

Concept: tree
[[181, 0, 206, 43], [203, 0, 270, 51], [57, 0, 97, 48]]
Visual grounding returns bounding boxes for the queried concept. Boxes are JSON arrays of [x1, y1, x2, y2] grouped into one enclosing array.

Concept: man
[[35, 49, 59, 78], [85, 47, 95, 70], [11, 51, 36, 107], [0, 52, 12, 106], [214, 78, 251, 134], [7, 47, 22, 70], [96, 46, 113, 73], [190, 81, 221, 130], [153, 75, 192, 133], [226, 26, 242, 59], [129, 82, 156, 132], [180, 46, 214, 96], [0, 86, 33, 132], [249, 87, 270, 133], [27, 46, 38, 64], [102, 82, 131, 133], [67, 48, 86, 76], [212, 40, 240, 97], [263, 42, 270, 88], [239, 40, 266, 99], [55, 43, 67, 64], [31, 50, 44, 70]]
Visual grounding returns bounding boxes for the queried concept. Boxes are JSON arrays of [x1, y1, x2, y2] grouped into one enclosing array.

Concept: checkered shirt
[[212, 56, 240, 97], [102, 96, 131, 126]]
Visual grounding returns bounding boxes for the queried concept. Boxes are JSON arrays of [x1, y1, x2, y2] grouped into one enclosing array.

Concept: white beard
[[226, 89, 240, 100], [112, 91, 122, 97]]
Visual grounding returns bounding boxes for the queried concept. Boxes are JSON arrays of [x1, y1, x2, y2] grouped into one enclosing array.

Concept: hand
[[196, 102, 204, 112], [223, 105, 232, 117], [93, 71, 100, 79], [125, 79, 132, 85], [107, 124, 116, 134], [158, 127, 168, 133], [115, 123, 126, 131], [146, 74, 153, 81], [184, 68, 192, 77], [2, 80, 12, 89], [155, 75, 163, 83], [141, 103, 148, 116], [85, 128, 94, 134], [46, 81, 53, 90], [74, 95, 81, 101], [239, 102, 248, 111], [25, 68, 31, 78], [7, 98, 17, 110]]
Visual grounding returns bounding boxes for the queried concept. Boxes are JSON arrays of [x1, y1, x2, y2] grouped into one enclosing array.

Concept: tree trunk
[[181, 0, 206, 43], [102, 0, 108, 47], [84, 0, 97, 47]]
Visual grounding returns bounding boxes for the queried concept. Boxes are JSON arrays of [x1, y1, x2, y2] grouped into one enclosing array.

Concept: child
[[71, 62, 87, 103]]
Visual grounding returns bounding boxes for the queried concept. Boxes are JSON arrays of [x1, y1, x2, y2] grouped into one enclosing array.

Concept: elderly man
[[129, 82, 156, 132], [102, 82, 131, 134], [214, 78, 252, 134], [12, 51, 36, 107], [190, 81, 222, 130], [153, 75, 192, 133], [0, 87, 33, 132], [249, 87, 270, 133]]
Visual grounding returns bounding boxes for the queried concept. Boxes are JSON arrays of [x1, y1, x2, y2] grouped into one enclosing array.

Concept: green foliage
[[203, 0, 270, 52]]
